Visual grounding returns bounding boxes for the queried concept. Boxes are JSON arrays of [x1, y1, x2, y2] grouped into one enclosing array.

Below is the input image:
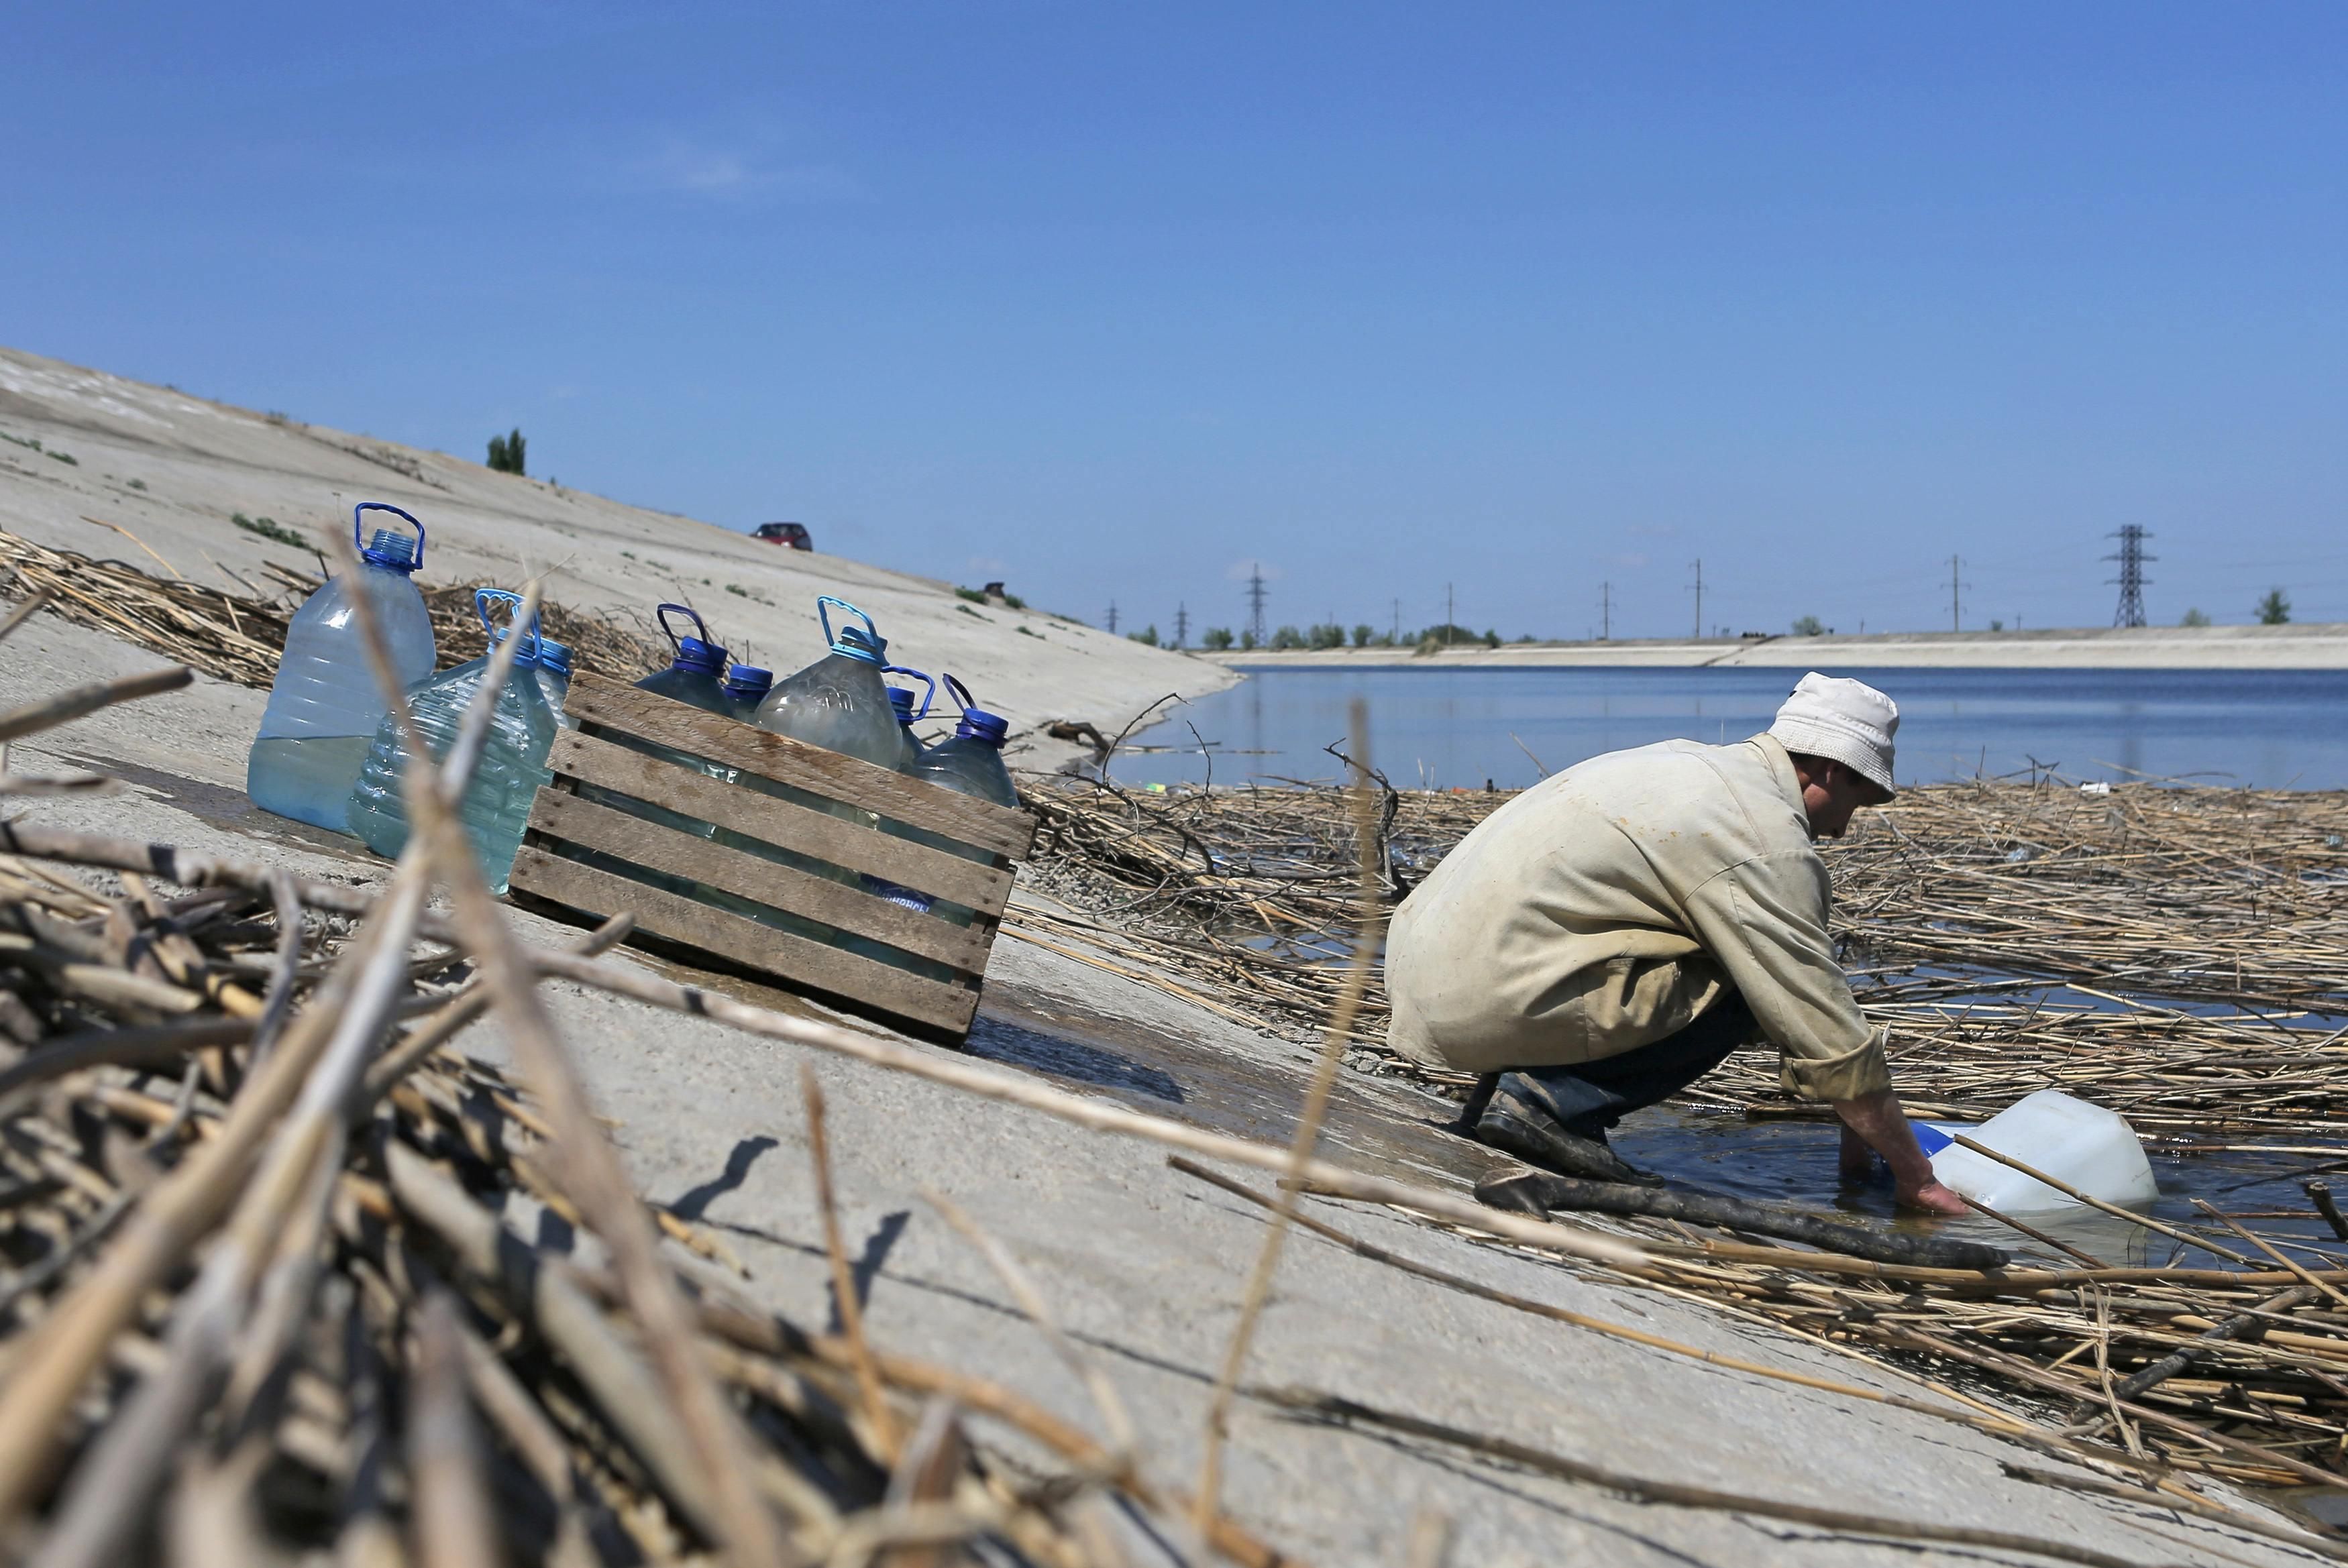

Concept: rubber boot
[[1475, 1076, 1664, 1187]]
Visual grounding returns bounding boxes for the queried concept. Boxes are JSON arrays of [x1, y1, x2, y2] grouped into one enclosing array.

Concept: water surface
[[1116, 667, 2348, 791]]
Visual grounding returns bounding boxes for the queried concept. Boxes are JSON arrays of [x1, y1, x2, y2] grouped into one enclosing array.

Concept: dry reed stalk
[[1195, 699, 1383, 1536], [1267, 1388, 2194, 1568], [409, 1290, 509, 1568], [802, 1065, 900, 1465]]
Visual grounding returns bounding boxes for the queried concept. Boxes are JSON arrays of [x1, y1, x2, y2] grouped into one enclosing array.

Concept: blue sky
[[6, 3, 2345, 638]]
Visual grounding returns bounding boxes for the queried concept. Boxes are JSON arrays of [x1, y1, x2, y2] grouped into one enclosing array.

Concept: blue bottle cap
[[957, 708, 1009, 745], [537, 639, 573, 677], [832, 625, 887, 665], [655, 604, 726, 674], [888, 687, 916, 724], [488, 627, 543, 667], [360, 529, 416, 571], [673, 637, 727, 676], [725, 665, 773, 699]]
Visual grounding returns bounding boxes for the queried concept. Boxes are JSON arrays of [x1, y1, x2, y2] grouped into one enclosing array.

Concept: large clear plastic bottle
[[880, 676, 1018, 929], [633, 606, 733, 718], [912, 703, 1019, 807], [247, 504, 436, 832], [753, 598, 904, 765], [572, 606, 735, 875], [344, 590, 557, 895], [716, 598, 906, 937], [535, 639, 574, 726]]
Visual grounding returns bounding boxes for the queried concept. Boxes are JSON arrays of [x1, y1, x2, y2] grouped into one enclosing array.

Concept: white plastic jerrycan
[[1911, 1090, 2157, 1213]]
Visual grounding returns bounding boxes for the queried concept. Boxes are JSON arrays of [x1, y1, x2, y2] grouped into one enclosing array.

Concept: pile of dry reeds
[[1271, 1157, 2348, 1512], [1017, 773, 2348, 1132], [0, 527, 666, 693]]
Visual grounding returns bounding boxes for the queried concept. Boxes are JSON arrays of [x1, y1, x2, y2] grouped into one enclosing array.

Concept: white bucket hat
[[1768, 673, 1899, 797]]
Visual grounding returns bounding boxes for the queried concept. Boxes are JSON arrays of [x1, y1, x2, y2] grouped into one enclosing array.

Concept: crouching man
[[1385, 673, 1965, 1214]]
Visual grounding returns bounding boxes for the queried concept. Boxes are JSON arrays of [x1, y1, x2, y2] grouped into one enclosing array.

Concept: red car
[[753, 521, 812, 551]]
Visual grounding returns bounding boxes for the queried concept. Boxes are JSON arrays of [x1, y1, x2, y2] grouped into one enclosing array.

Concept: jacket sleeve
[[1681, 850, 1892, 1102]]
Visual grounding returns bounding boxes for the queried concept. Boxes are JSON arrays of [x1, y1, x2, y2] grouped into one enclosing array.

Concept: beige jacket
[[1383, 733, 1890, 1103]]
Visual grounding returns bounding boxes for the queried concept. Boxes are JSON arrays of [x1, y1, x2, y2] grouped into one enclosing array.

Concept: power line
[[1245, 564, 1268, 645], [1105, 600, 1119, 636], [1946, 555, 1971, 632], [1444, 583, 1454, 646], [1391, 598, 1400, 642], [1173, 602, 1189, 649], [1687, 559, 1703, 640], [2106, 526, 2155, 628], [1599, 581, 1612, 641]]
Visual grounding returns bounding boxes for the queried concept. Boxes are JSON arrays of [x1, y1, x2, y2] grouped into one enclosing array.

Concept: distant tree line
[[1190, 621, 1506, 652]]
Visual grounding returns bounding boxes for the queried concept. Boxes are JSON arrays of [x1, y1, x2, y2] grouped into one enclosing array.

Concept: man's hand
[[1900, 1176, 1971, 1216], [1832, 1088, 1971, 1216]]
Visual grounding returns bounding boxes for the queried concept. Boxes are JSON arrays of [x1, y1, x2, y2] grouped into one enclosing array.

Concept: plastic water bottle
[[910, 681, 1018, 807], [876, 676, 1018, 927], [344, 590, 557, 895], [753, 598, 904, 765], [888, 686, 920, 741], [247, 504, 435, 832], [865, 667, 940, 913], [882, 665, 935, 770], [570, 606, 735, 887], [719, 598, 906, 940], [635, 605, 733, 717], [724, 665, 773, 721], [1912, 1090, 2158, 1213], [536, 639, 574, 726]]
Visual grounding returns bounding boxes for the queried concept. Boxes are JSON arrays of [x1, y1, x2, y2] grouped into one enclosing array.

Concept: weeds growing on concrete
[[231, 512, 307, 549]]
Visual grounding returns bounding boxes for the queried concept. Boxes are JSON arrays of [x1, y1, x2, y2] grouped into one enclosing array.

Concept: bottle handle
[[655, 603, 709, 653], [882, 665, 937, 719], [816, 595, 879, 653], [474, 587, 542, 661], [354, 502, 425, 569], [942, 673, 977, 716]]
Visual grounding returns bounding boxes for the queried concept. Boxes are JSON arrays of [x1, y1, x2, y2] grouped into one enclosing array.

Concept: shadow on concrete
[[669, 1134, 780, 1220], [831, 1209, 910, 1332]]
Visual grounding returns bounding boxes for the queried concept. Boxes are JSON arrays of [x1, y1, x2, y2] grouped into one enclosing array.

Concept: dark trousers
[[1485, 991, 1757, 1139]]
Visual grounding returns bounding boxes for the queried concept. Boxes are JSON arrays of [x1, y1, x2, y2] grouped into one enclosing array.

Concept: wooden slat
[[544, 730, 1014, 914], [509, 848, 980, 1035], [523, 790, 992, 973], [565, 675, 1034, 858]]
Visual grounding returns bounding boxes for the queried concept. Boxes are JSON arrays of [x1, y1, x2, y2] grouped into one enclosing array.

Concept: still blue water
[[1112, 667, 2348, 791]]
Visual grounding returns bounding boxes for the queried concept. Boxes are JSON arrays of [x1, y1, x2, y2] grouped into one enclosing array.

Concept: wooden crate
[[508, 673, 1036, 1038]]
